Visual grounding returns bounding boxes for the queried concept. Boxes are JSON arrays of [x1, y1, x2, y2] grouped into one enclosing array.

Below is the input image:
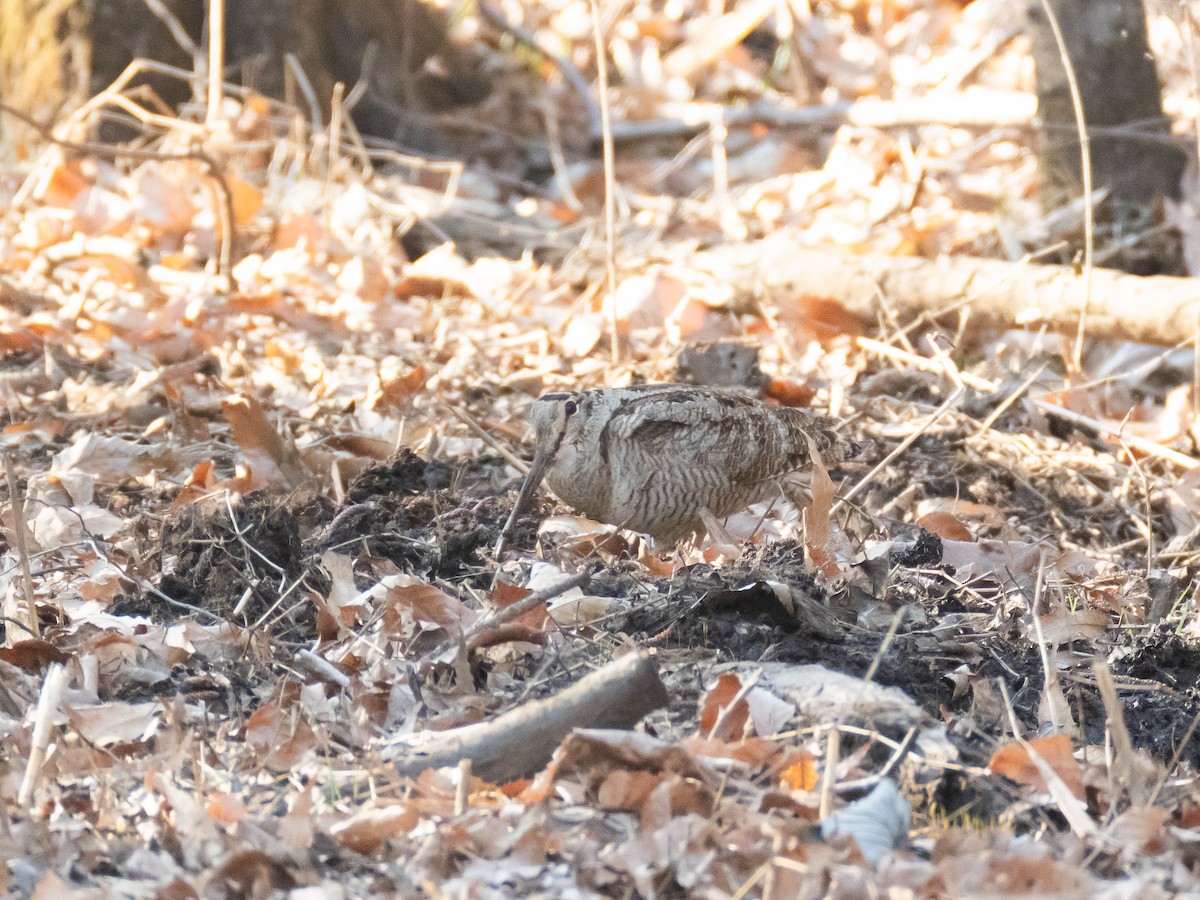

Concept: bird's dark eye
[[564, 400, 578, 416]]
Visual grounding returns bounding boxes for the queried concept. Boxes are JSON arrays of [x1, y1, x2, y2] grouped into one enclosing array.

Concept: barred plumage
[[498, 384, 857, 550]]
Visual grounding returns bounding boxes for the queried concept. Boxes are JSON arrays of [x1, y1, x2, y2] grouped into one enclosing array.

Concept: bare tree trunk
[[1027, 0, 1185, 272]]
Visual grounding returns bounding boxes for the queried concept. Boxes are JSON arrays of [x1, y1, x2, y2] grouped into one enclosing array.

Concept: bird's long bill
[[494, 448, 554, 559]]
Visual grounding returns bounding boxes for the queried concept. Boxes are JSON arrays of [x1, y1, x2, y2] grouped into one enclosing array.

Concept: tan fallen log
[[391, 650, 668, 783], [689, 234, 1200, 347]]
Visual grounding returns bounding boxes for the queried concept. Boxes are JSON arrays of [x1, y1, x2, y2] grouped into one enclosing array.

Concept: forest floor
[[3, 0, 1200, 896]]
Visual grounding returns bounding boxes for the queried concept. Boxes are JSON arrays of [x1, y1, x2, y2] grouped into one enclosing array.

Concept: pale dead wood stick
[[18, 663, 66, 807], [206, 0, 225, 128], [1029, 552, 1075, 735], [3, 453, 39, 639], [1033, 403, 1199, 470], [296, 649, 351, 688], [1093, 659, 1158, 809], [392, 650, 668, 782], [611, 89, 1036, 144]]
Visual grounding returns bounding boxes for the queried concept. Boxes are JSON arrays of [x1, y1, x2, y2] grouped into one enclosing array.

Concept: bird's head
[[529, 390, 592, 453]]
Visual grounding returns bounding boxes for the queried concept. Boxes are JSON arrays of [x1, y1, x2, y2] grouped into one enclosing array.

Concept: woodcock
[[497, 384, 858, 552]]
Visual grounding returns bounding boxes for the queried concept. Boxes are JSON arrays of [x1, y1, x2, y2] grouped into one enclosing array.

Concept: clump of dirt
[[344, 449, 453, 501], [149, 491, 327, 636], [325, 491, 527, 584], [326, 450, 540, 585], [1108, 632, 1200, 769]]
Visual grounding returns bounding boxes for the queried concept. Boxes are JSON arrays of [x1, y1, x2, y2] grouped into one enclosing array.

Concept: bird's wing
[[603, 390, 810, 489]]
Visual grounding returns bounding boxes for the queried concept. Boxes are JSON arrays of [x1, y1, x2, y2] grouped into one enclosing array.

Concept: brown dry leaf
[[1029, 606, 1108, 645], [279, 787, 317, 856], [1104, 806, 1168, 855], [379, 575, 476, 643], [781, 296, 863, 345], [338, 256, 391, 301], [170, 460, 220, 509], [939, 538, 1042, 579], [77, 564, 124, 603], [211, 850, 296, 895], [244, 702, 319, 770], [539, 515, 631, 560], [931, 843, 1095, 897], [322, 433, 396, 461], [273, 210, 325, 251], [0, 640, 71, 671], [764, 378, 816, 408], [56, 253, 149, 290], [698, 672, 750, 740], [490, 578, 535, 618], [988, 734, 1085, 799], [133, 168, 199, 234], [38, 160, 90, 207], [918, 497, 1008, 533], [374, 364, 427, 412], [525, 729, 710, 803], [804, 436, 844, 579], [329, 803, 420, 855], [681, 736, 778, 770], [919, 511, 975, 542], [222, 393, 312, 489], [228, 175, 264, 225], [604, 271, 688, 334], [779, 752, 821, 791], [206, 790, 249, 826], [394, 272, 472, 301], [596, 770, 664, 812]]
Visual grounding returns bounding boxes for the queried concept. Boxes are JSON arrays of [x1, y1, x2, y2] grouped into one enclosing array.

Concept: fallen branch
[[611, 89, 1035, 144], [391, 650, 668, 783], [689, 233, 1200, 348]]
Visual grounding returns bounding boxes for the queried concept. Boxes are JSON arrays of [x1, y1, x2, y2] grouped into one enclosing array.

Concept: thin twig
[[1036, 0, 1094, 372], [463, 568, 593, 651]]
